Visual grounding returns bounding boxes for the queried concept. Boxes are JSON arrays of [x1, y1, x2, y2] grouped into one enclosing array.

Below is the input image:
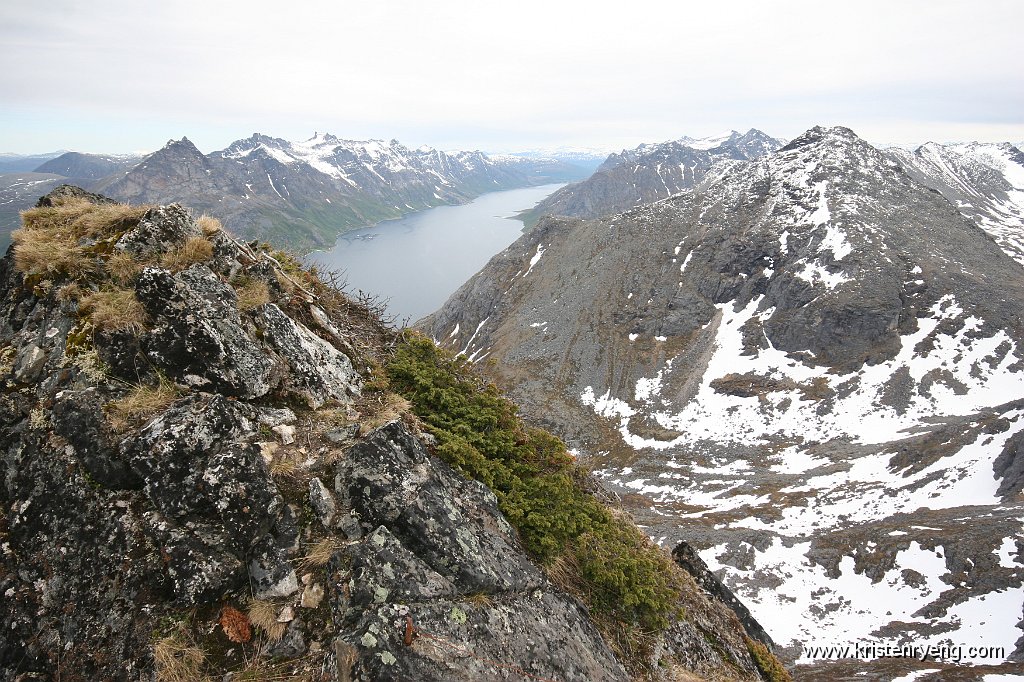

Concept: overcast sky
[[1, 0, 1022, 155]]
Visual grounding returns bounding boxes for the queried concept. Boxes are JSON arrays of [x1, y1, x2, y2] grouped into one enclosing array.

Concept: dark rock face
[[995, 429, 1024, 497], [137, 264, 276, 397], [673, 541, 773, 648], [339, 420, 544, 594], [332, 421, 628, 682]]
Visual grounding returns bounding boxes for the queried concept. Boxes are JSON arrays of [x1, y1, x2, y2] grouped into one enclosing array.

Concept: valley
[[308, 183, 565, 323], [0, 134, 588, 253]]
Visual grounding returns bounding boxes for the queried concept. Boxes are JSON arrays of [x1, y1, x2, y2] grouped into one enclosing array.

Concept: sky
[[1, 0, 1022, 156]]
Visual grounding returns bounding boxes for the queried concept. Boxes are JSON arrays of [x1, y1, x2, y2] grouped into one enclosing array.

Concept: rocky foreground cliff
[[0, 187, 787, 681]]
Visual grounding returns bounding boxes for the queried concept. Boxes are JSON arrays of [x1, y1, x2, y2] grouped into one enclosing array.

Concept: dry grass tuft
[[234, 278, 271, 311], [12, 229, 95, 279], [358, 392, 412, 436], [106, 378, 180, 432], [545, 550, 588, 604], [269, 452, 303, 479], [106, 251, 142, 284], [80, 287, 148, 334], [14, 199, 150, 279], [196, 214, 223, 236], [247, 600, 287, 642], [153, 631, 208, 682], [161, 236, 214, 271], [465, 592, 495, 609], [20, 198, 148, 239], [298, 537, 344, 571], [55, 282, 83, 303]]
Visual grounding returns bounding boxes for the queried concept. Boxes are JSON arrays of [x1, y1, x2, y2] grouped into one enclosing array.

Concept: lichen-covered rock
[[338, 420, 541, 594], [332, 421, 629, 682], [255, 302, 361, 407], [136, 265, 275, 397], [123, 395, 279, 540], [115, 203, 201, 256]]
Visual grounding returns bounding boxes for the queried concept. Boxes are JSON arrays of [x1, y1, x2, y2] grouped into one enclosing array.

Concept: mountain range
[[518, 129, 787, 226], [422, 126, 1024, 679], [0, 134, 588, 252]]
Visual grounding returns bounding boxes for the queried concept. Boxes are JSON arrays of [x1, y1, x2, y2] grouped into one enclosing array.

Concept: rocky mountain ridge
[[92, 134, 584, 252], [0, 135, 585, 253], [519, 128, 786, 226], [422, 126, 1024, 680], [34, 151, 142, 182], [885, 141, 1024, 265], [0, 186, 786, 681]]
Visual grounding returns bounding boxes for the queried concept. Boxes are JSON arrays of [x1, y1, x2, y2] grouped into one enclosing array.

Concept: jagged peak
[[156, 136, 203, 157], [778, 125, 865, 152]]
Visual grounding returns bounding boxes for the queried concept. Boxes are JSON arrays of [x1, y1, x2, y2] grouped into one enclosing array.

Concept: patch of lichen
[[383, 330, 687, 667], [64, 318, 95, 357]]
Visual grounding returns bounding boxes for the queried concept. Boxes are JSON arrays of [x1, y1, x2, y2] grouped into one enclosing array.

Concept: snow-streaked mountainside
[[422, 126, 1024, 678], [0, 134, 576, 253], [89, 133, 584, 251], [520, 129, 786, 226], [887, 142, 1024, 265]]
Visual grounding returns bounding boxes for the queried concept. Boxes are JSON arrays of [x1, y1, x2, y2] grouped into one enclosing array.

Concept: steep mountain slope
[[0, 187, 786, 681], [520, 129, 785, 225], [94, 134, 582, 251], [34, 151, 142, 181], [887, 142, 1024, 265], [423, 127, 1024, 678]]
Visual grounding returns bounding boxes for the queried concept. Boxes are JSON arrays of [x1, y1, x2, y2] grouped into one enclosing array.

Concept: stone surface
[[332, 421, 629, 682], [254, 303, 361, 407], [136, 265, 275, 397], [115, 203, 202, 256]]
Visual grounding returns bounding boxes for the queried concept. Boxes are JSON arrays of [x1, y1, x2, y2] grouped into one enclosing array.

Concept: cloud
[[1, 0, 1021, 152]]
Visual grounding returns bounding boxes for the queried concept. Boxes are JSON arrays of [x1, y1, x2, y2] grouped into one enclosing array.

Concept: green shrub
[[385, 332, 684, 636], [747, 637, 792, 682]]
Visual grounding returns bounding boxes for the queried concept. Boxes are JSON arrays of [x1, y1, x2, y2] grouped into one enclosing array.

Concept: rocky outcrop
[[0, 188, 776, 681], [673, 541, 774, 648], [334, 421, 628, 681]]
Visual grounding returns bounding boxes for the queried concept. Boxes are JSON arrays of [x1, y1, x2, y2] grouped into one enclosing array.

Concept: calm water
[[308, 184, 564, 323]]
